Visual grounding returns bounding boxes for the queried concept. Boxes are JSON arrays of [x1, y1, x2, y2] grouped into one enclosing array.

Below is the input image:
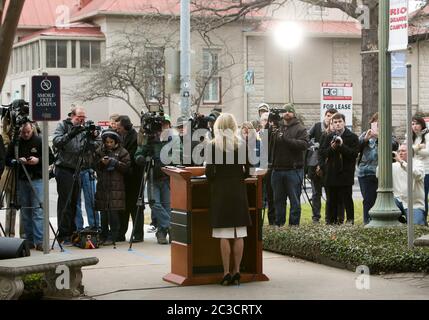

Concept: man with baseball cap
[[269, 103, 309, 226]]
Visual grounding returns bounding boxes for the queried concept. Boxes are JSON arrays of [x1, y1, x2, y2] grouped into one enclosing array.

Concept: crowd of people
[[1, 102, 428, 256]]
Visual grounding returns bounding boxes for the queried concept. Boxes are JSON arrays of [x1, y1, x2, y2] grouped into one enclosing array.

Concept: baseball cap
[[283, 103, 296, 114], [258, 103, 269, 113]]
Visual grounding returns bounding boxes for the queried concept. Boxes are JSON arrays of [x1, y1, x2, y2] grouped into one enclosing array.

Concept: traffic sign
[[32, 75, 61, 121]]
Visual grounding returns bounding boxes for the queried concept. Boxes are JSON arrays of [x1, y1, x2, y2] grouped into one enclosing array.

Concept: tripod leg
[[129, 161, 150, 250], [0, 221, 5, 236]]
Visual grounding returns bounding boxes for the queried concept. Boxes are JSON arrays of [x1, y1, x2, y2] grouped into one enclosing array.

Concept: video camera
[[83, 120, 101, 134], [141, 111, 166, 138], [0, 99, 31, 129], [191, 112, 219, 131], [268, 108, 287, 125]]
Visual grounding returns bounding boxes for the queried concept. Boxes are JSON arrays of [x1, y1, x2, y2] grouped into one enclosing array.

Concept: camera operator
[[319, 113, 359, 225], [52, 106, 100, 245], [269, 104, 309, 226], [5, 122, 53, 251], [135, 114, 179, 244], [115, 115, 143, 242], [306, 108, 338, 223]]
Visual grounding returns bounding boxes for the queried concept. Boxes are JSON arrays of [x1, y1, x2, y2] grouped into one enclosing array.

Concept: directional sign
[[32, 75, 61, 121]]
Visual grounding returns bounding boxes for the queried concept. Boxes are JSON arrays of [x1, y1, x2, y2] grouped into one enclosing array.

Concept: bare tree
[[72, 15, 243, 117], [191, 0, 429, 130], [0, 0, 26, 91]]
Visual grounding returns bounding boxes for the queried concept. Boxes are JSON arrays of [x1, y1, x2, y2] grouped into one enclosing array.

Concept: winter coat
[[94, 145, 130, 211], [205, 144, 252, 229], [412, 129, 429, 174], [52, 119, 100, 170], [319, 128, 359, 187], [269, 118, 309, 170]]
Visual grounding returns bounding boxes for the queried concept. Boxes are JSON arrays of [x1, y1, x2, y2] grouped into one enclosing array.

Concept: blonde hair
[[213, 113, 242, 151]]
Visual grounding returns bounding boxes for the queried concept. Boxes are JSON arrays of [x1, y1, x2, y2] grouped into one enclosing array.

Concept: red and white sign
[[98, 120, 110, 130], [389, 0, 409, 52], [321, 82, 353, 127]]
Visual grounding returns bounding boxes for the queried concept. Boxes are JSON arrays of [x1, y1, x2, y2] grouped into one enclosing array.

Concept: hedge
[[262, 224, 429, 274], [20, 273, 45, 300]]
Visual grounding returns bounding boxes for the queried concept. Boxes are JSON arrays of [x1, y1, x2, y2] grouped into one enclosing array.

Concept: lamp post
[[180, 0, 191, 120], [273, 21, 304, 103], [367, 0, 402, 227]]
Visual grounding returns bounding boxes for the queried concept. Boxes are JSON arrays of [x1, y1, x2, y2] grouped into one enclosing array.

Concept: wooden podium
[[162, 166, 269, 285]]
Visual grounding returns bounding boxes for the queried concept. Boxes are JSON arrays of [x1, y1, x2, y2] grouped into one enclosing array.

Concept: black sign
[[32, 75, 61, 121]]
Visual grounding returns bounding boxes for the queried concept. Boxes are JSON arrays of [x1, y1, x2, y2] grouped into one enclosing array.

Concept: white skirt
[[212, 226, 247, 239]]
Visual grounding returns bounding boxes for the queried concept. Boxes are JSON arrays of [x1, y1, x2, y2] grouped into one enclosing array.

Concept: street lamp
[[273, 21, 304, 103]]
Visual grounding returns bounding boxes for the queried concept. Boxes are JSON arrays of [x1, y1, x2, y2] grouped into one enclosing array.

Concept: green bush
[[20, 273, 45, 300], [263, 224, 429, 274]]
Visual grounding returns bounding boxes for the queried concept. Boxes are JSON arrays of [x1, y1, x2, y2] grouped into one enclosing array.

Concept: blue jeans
[[18, 179, 44, 245], [75, 169, 99, 230], [147, 178, 171, 230], [395, 198, 427, 225], [358, 175, 378, 225], [271, 169, 303, 226]]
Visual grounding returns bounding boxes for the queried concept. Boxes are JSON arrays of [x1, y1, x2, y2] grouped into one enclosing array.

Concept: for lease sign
[[388, 0, 408, 52], [320, 82, 353, 127]]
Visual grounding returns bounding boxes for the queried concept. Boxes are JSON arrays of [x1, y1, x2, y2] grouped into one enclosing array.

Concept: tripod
[[0, 128, 62, 250], [128, 153, 154, 251], [51, 131, 98, 250]]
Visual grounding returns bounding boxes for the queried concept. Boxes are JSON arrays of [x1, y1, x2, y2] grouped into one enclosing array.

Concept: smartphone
[[371, 122, 378, 134]]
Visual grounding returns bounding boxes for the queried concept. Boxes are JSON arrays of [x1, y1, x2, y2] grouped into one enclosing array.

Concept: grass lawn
[[263, 201, 364, 226]]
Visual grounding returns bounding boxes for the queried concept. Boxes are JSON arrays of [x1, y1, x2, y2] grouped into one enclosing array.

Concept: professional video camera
[[141, 111, 166, 138], [268, 108, 287, 125], [83, 120, 101, 134], [0, 99, 31, 129], [191, 112, 219, 131]]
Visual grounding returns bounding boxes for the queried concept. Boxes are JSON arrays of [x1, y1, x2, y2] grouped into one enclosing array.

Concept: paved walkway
[[23, 224, 429, 300]]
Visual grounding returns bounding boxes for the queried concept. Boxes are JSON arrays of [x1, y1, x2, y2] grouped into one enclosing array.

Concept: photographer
[[269, 104, 309, 226], [52, 106, 100, 245], [306, 108, 338, 223], [135, 114, 179, 244], [319, 113, 359, 225], [6, 122, 53, 251]]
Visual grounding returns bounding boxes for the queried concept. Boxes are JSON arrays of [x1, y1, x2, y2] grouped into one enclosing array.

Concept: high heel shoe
[[229, 273, 240, 286], [220, 273, 232, 286]]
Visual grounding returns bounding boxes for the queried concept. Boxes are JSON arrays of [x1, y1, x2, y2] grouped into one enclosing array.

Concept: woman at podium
[[205, 113, 251, 286]]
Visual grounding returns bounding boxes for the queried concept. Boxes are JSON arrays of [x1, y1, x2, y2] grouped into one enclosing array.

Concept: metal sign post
[[32, 74, 61, 254], [406, 63, 414, 249]]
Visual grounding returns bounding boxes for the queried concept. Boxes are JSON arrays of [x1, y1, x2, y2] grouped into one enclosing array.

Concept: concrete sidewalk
[[25, 224, 429, 300]]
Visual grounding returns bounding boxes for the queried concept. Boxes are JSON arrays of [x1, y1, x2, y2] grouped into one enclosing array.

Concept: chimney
[[78, 0, 92, 9]]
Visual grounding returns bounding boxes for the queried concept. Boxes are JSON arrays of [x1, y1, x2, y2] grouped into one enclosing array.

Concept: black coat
[[205, 145, 252, 229], [319, 128, 359, 186], [94, 145, 130, 211]]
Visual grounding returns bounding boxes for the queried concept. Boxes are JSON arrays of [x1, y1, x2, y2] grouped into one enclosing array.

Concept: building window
[[143, 47, 165, 104], [21, 85, 26, 100], [72, 40, 76, 68], [46, 40, 68, 68], [80, 41, 101, 68], [202, 48, 221, 104], [32, 42, 40, 70]]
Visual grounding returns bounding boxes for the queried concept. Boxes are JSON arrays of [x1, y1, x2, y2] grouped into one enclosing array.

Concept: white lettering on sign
[[36, 93, 57, 107]]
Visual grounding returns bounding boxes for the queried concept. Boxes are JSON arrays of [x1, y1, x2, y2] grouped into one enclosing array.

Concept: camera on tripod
[[191, 112, 219, 130], [268, 108, 287, 125], [141, 111, 166, 139], [0, 99, 31, 129], [83, 120, 101, 135]]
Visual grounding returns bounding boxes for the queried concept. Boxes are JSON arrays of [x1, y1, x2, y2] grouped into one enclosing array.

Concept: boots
[[156, 228, 168, 245]]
